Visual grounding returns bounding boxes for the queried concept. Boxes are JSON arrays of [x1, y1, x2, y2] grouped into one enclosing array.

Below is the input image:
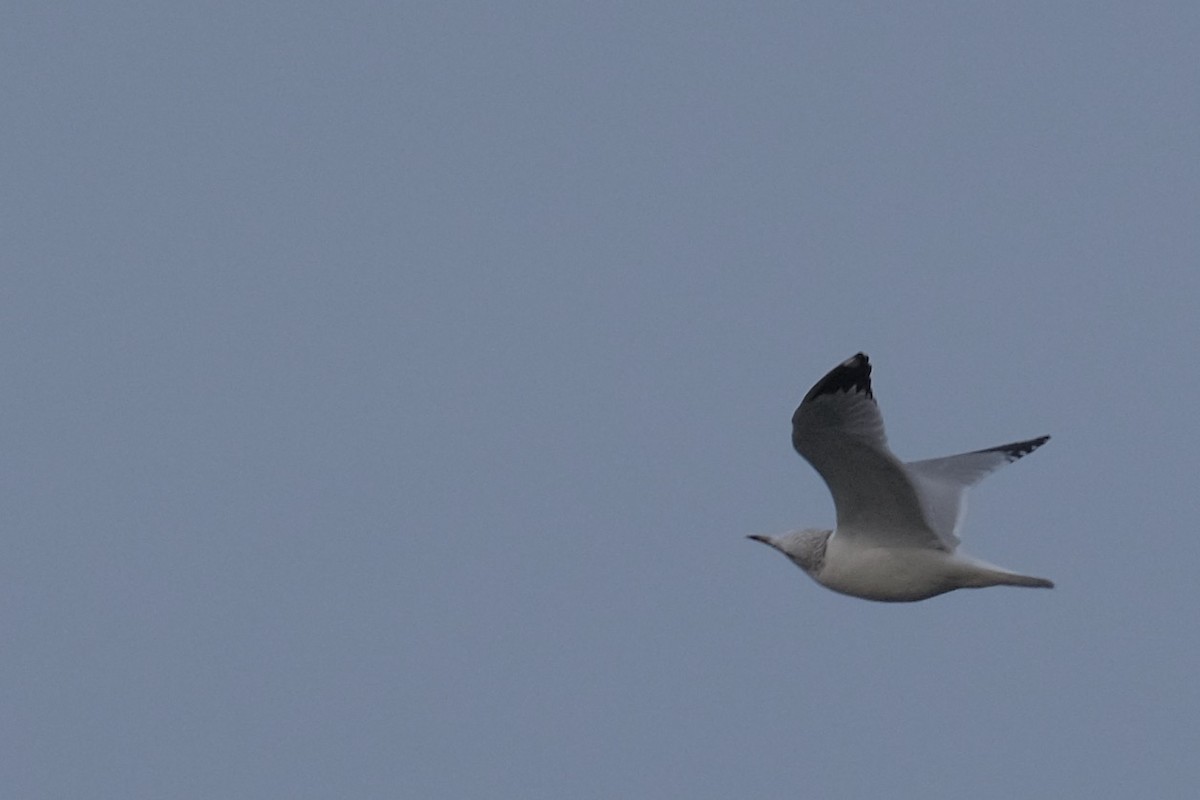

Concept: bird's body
[[749, 353, 1053, 602]]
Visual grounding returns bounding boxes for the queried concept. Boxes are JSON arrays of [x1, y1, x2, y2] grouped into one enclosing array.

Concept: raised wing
[[791, 353, 944, 550], [905, 436, 1050, 549]]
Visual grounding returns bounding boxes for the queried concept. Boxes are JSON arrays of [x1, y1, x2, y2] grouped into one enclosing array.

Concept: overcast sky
[[3, 3, 1198, 798]]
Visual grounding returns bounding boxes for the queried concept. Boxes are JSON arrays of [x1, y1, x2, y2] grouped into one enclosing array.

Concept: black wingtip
[[978, 435, 1051, 462], [801, 352, 872, 404]]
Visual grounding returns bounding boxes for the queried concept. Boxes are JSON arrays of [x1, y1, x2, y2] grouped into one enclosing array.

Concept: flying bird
[[749, 353, 1053, 602]]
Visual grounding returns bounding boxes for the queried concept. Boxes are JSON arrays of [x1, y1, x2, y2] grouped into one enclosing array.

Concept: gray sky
[[3, 3, 1198, 798]]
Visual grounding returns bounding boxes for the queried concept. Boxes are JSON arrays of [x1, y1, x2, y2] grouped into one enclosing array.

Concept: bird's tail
[[958, 556, 1055, 590], [991, 572, 1055, 590]]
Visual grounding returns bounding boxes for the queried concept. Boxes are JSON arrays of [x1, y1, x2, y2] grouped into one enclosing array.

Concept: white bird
[[749, 352, 1053, 602]]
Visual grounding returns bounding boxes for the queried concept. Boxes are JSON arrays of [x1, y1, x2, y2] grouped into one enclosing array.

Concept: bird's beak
[[746, 534, 770, 545]]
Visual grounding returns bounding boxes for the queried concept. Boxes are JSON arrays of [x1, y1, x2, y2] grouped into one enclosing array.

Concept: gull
[[749, 353, 1053, 602]]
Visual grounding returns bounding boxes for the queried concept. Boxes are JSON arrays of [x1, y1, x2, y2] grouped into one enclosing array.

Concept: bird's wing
[[904, 436, 1050, 550], [791, 353, 943, 550]]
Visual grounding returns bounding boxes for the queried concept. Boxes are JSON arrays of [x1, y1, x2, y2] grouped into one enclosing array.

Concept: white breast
[[816, 537, 960, 602]]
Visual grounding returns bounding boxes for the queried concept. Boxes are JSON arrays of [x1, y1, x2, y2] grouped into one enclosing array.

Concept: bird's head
[[747, 529, 831, 576]]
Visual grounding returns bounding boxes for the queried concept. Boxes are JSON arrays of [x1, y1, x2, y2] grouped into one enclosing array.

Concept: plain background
[[3, 3, 1198, 798]]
